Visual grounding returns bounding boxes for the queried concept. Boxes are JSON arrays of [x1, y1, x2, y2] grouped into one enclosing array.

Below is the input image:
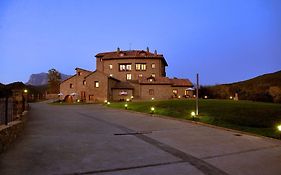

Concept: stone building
[[60, 48, 193, 102]]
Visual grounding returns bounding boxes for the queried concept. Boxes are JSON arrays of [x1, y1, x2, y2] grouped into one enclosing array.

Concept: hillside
[[26, 72, 71, 86], [201, 70, 281, 103]]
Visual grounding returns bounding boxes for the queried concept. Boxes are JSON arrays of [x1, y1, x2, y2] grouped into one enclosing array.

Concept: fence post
[[5, 97, 8, 125]]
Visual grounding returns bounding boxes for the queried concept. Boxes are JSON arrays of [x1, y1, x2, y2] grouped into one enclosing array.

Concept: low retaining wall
[[0, 114, 26, 153]]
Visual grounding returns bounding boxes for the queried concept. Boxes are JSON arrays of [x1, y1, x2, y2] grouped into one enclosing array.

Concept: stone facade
[[60, 48, 193, 102]]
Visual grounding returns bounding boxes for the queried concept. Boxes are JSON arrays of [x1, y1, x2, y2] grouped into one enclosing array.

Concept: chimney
[[154, 49, 157, 56], [117, 47, 120, 53], [146, 47, 149, 53]]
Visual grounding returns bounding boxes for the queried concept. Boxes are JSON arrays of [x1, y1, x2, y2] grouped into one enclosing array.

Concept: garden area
[[107, 99, 281, 139]]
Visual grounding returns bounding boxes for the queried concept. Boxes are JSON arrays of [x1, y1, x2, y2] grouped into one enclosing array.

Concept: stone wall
[[0, 114, 26, 153]]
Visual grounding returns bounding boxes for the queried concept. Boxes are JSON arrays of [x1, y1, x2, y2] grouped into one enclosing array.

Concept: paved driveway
[[1, 103, 281, 175]]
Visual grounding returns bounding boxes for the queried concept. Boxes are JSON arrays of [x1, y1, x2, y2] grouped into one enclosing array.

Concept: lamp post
[[196, 73, 199, 116]]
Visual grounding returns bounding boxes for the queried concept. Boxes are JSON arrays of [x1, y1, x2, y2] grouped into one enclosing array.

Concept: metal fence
[[0, 98, 14, 125]]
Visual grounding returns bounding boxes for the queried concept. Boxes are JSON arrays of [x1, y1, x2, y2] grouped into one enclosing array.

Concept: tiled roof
[[170, 78, 193, 87], [139, 76, 193, 87], [112, 81, 134, 89], [139, 76, 171, 85], [95, 50, 168, 66]]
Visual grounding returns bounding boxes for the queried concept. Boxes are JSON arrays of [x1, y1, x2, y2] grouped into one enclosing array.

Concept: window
[[77, 72, 81, 76], [126, 74, 132, 80], [173, 89, 178, 94], [95, 81, 99, 88], [138, 74, 143, 78], [119, 64, 132, 71], [135, 63, 146, 71], [70, 83, 73, 88], [152, 63, 155, 69], [151, 73, 156, 77], [83, 80, 86, 85], [149, 89, 154, 95], [126, 64, 132, 70], [109, 64, 113, 70]]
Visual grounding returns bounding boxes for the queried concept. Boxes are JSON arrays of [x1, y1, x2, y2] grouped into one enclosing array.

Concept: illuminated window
[[70, 83, 73, 88], [83, 80, 86, 85], [95, 81, 99, 88], [119, 64, 131, 71], [151, 73, 155, 77], [152, 63, 155, 69], [149, 89, 154, 95], [136, 63, 146, 71], [77, 72, 82, 76], [126, 74, 132, 80], [109, 64, 113, 70]]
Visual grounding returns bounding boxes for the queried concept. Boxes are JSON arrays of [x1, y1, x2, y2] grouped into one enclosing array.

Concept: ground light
[[191, 111, 196, 120], [278, 125, 281, 139], [125, 103, 128, 109], [150, 107, 155, 114]]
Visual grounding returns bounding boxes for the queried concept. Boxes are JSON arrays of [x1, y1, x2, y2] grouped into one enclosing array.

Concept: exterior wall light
[[204, 96, 208, 99], [24, 89, 28, 93], [191, 111, 196, 120]]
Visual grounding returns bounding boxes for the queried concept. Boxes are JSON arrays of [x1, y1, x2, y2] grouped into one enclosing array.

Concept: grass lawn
[[107, 99, 281, 139]]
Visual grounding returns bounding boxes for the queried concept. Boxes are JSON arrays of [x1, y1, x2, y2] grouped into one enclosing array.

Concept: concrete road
[[1, 103, 281, 175]]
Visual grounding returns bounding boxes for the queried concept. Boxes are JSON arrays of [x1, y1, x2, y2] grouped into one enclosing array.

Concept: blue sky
[[0, 0, 280, 85]]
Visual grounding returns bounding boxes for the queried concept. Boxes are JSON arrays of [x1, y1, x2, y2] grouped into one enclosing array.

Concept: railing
[[0, 97, 23, 125]]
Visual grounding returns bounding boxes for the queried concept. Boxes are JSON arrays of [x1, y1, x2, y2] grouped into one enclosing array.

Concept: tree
[[48, 68, 61, 94]]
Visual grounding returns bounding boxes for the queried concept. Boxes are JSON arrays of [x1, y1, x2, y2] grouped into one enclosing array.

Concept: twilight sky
[[0, 0, 280, 85]]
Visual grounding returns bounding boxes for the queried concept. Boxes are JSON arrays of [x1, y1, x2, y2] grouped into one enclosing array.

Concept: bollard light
[[107, 102, 110, 105], [126, 98, 130, 102], [77, 99, 80, 103], [150, 107, 155, 113], [151, 97, 154, 101], [278, 125, 281, 132], [229, 96, 233, 100], [125, 103, 128, 109], [191, 111, 196, 120], [204, 95, 208, 99], [131, 96, 134, 99], [104, 100, 108, 104], [178, 96, 181, 99]]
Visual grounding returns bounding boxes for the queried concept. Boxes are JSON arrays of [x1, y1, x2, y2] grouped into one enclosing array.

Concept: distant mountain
[[201, 70, 281, 103], [26, 72, 71, 86]]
